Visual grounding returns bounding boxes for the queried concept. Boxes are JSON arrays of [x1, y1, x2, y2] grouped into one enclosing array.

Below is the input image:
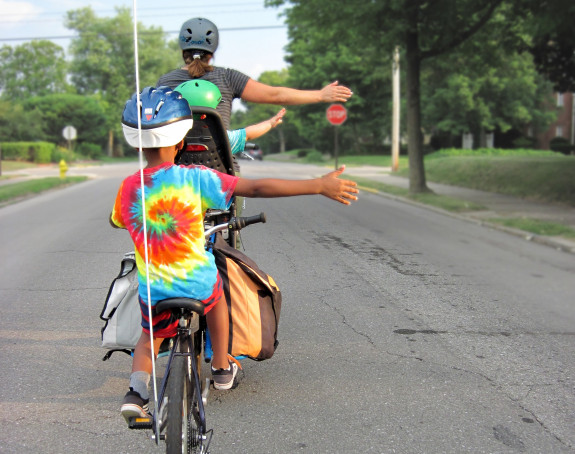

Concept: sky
[[0, 0, 289, 80]]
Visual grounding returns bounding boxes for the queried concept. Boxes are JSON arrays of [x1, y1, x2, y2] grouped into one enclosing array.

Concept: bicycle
[[126, 212, 266, 453]]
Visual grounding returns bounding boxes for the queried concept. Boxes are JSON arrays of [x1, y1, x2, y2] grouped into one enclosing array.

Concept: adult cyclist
[[157, 17, 352, 130]]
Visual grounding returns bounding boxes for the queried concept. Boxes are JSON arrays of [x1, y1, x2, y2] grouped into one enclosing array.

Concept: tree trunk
[[277, 128, 286, 153], [405, 8, 431, 194], [479, 127, 487, 148], [107, 130, 114, 157]]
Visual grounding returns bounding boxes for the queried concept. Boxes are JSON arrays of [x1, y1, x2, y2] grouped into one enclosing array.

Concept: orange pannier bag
[[213, 235, 282, 361]]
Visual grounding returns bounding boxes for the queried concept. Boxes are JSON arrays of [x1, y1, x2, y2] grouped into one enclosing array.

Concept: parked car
[[239, 142, 263, 160]]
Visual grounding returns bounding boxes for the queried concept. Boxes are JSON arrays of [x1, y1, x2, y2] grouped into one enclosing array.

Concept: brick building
[[534, 92, 574, 150]]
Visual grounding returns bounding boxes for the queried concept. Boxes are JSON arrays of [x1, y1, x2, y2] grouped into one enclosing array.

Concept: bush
[[296, 149, 316, 158], [512, 136, 536, 149], [1, 142, 30, 160], [76, 142, 104, 159], [550, 137, 575, 155], [33, 142, 53, 163], [0, 141, 56, 163], [52, 146, 77, 163], [304, 150, 324, 163]]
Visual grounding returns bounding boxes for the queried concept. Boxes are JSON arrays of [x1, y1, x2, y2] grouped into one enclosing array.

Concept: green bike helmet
[[175, 80, 222, 109]]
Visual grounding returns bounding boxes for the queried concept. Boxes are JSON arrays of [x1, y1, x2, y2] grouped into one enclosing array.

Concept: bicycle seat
[[155, 297, 206, 316], [175, 106, 236, 176]]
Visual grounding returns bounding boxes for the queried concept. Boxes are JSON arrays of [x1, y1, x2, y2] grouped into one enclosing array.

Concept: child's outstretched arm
[[233, 165, 359, 205], [244, 108, 286, 141]]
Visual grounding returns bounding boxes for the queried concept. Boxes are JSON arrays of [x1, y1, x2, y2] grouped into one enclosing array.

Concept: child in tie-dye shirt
[[113, 86, 358, 422]]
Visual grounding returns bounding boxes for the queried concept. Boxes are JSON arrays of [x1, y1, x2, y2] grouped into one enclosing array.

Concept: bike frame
[[155, 312, 207, 438], [127, 214, 265, 452]]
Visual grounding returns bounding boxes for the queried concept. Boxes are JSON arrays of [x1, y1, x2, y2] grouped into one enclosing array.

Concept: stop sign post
[[326, 104, 347, 169]]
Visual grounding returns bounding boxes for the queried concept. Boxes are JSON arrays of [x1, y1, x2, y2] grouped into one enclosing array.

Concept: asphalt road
[[1, 161, 574, 454]]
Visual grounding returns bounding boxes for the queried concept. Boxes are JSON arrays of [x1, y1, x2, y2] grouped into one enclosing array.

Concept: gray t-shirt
[[157, 66, 250, 129]]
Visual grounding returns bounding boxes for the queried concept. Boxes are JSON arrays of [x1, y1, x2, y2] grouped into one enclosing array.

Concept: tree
[[22, 94, 108, 148], [0, 40, 69, 99], [232, 70, 302, 154], [65, 7, 178, 155], [267, 0, 505, 193], [523, 0, 575, 92], [421, 16, 556, 146], [267, 0, 394, 157], [0, 101, 45, 142]]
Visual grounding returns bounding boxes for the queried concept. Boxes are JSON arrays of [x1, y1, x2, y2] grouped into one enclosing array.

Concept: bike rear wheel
[[166, 354, 191, 454], [165, 332, 206, 454]]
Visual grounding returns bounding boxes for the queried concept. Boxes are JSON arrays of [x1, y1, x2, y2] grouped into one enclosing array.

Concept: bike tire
[[166, 354, 190, 454], [166, 331, 206, 454], [188, 331, 205, 453]]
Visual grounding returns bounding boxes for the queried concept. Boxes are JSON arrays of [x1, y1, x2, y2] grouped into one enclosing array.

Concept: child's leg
[[206, 294, 229, 370], [127, 332, 164, 400], [132, 331, 164, 373]]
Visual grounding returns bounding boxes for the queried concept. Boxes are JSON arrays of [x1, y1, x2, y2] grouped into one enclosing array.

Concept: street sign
[[62, 125, 77, 141], [326, 104, 347, 126]]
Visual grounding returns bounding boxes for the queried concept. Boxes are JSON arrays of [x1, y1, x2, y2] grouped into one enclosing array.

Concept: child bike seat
[[175, 106, 236, 176]]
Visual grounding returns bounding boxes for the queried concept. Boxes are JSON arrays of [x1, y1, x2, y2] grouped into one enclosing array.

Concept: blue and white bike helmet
[[122, 86, 194, 148]]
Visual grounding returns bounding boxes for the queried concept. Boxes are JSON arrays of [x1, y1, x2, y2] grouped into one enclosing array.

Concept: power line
[[0, 1, 267, 17], [0, 25, 286, 43], [0, 8, 277, 24]]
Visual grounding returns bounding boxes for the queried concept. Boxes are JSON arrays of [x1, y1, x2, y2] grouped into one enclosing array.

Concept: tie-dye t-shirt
[[111, 163, 238, 305]]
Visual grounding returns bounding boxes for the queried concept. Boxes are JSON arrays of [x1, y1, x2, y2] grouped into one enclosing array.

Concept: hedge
[[1, 142, 56, 163]]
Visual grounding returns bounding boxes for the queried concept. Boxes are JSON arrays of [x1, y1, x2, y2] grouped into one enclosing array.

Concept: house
[[533, 92, 574, 150]]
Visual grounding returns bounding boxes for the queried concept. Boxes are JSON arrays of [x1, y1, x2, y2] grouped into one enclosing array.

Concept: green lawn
[[266, 150, 575, 238], [348, 176, 486, 213], [271, 150, 574, 207], [488, 217, 575, 238], [1, 160, 46, 173], [412, 155, 575, 206], [0, 176, 88, 204]]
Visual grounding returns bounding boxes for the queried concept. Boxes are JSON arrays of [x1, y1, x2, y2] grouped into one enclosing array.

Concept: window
[[556, 125, 563, 137], [557, 93, 564, 107]]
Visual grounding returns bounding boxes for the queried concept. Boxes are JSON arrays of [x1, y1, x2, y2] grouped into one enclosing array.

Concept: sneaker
[[212, 361, 238, 390], [121, 388, 150, 423]]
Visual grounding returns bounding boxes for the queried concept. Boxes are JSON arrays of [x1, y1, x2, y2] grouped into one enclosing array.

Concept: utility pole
[[571, 93, 575, 150], [391, 46, 400, 172]]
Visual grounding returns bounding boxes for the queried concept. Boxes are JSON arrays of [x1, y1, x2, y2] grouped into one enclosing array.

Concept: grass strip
[[413, 156, 575, 207], [348, 176, 486, 212], [0, 176, 88, 203], [1, 160, 42, 172], [488, 218, 575, 238]]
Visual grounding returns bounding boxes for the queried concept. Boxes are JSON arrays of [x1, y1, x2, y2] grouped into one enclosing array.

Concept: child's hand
[[270, 108, 286, 129], [320, 165, 359, 205]]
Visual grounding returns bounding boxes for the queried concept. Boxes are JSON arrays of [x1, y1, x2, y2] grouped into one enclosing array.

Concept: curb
[[361, 187, 575, 255]]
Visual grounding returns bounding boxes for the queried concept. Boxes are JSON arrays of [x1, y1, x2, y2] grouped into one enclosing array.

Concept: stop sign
[[62, 125, 77, 140], [326, 104, 347, 126]]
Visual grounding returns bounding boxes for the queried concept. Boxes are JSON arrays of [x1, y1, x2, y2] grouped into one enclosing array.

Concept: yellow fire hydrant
[[59, 159, 68, 180]]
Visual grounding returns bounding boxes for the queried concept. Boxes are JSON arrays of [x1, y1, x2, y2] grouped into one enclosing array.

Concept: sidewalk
[[345, 165, 575, 254]]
